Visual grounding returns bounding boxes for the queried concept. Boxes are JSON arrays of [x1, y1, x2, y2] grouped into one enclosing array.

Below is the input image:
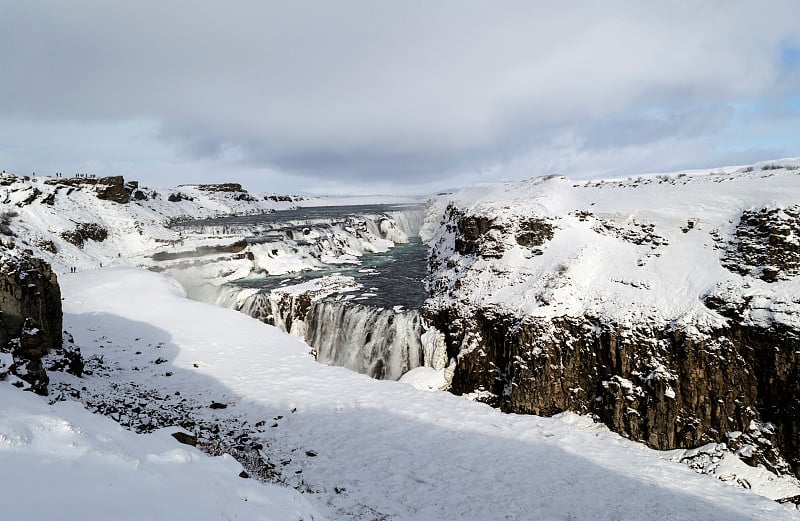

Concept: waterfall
[[179, 204, 441, 381], [386, 208, 426, 236], [306, 301, 431, 380], [214, 285, 313, 337], [214, 284, 447, 380]]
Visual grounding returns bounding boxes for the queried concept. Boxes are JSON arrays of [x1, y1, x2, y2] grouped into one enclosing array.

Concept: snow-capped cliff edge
[[423, 160, 800, 484]]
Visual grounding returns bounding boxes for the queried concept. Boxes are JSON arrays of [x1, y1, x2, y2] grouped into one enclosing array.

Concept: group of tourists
[[0, 171, 102, 179], [55, 172, 97, 179]]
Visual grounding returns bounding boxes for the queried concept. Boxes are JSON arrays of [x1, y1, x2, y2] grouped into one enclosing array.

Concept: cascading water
[[174, 203, 449, 382], [306, 301, 445, 380], [214, 284, 447, 380]]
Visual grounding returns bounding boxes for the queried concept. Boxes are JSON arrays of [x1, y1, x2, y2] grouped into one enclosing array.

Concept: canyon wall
[[423, 169, 800, 476]]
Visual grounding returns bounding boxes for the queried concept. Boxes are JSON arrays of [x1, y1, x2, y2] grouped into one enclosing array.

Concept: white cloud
[[0, 1, 798, 191]]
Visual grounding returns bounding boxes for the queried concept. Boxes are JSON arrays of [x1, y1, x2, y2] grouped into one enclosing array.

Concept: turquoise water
[[183, 204, 430, 309], [233, 236, 429, 310]]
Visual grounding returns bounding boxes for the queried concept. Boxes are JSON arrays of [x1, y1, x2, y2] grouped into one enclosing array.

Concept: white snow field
[[0, 382, 321, 521], [423, 161, 800, 330], [44, 267, 797, 521]]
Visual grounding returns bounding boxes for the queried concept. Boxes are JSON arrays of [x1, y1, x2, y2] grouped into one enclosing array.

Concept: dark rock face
[[197, 183, 244, 192], [168, 192, 192, 202], [451, 206, 503, 258], [427, 203, 800, 477], [0, 210, 16, 237], [0, 247, 63, 394], [95, 175, 130, 204], [444, 204, 558, 260], [515, 218, 554, 250], [61, 222, 109, 248], [429, 307, 795, 471], [723, 206, 800, 282]]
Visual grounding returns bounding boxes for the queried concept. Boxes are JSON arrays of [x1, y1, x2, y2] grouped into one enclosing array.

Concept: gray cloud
[[0, 1, 799, 191], [581, 105, 735, 150]]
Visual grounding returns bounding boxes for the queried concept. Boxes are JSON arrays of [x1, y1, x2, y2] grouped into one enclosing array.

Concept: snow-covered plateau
[[422, 160, 800, 505], [1, 165, 800, 519]]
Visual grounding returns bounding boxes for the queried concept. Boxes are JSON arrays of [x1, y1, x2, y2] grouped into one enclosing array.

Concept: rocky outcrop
[[94, 175, 130, 204], [50, 175, 132, 204], [264, 194, 306, 202], [195, 183, 256, 201], [168, 192, 193, 202], [425, 195, 800, 478], [61, 222, 109, 248], [449, 205, 505, 258], [428, 306, 796, 474], [0, 246, 63, 394], [515, 217, 555, 251], [196, 183, 245, 192], [723, 206, 800, 282]]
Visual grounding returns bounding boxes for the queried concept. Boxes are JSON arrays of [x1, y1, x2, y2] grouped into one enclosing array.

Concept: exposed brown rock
[[196, 183, 244, 192], [95, 175, 130, 204], [723, 206, 800, 282], [61, 222, 109, 248], [427, 203, 800, 477], [0, 247, 63, 394]]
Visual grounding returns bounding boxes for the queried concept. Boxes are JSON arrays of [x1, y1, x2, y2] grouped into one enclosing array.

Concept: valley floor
[[29, 267, 799, 520]]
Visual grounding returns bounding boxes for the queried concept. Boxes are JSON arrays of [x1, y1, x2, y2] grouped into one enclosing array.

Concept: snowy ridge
[[0, 172, 423, 277], [423, 161, 800, 329]]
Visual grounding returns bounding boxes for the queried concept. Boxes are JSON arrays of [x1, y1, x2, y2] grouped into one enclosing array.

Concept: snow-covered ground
[[0, 173, 424, 278], [0, 382, 321, 520], [40, 267, 798, 520], [3, 164, 800, 518], [423, 160, 800, 331]]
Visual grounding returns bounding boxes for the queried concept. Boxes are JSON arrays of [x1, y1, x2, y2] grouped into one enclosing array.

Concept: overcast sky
[[1, 1, 799, 194]]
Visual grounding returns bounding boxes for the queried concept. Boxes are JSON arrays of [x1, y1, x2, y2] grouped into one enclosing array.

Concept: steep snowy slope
[[45, 268, 799, 520]]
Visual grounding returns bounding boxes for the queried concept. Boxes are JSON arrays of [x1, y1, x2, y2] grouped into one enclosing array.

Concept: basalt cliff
[[0, 244, 64, 394], [423, 164, 800, 478]]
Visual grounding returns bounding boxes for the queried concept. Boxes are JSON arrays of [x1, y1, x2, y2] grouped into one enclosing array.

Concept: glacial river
[[176, 203, 430, 309], [175, 203, 441, 380]]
